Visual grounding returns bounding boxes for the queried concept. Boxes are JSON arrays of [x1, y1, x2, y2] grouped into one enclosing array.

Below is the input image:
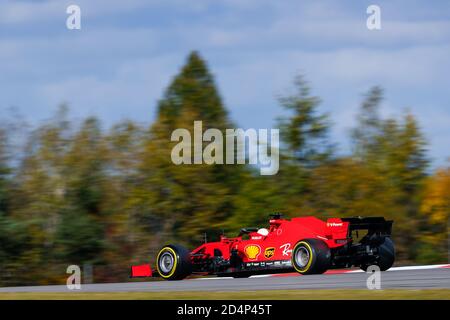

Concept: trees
[[0, 128, 8, 216], [158, 51, 230, 130], [54, 117, 108, 266], [0, 128, 12, 279], [0, 128, 31, 285], [135, 51, 244, 246], [350, 87, 429, 261], [228, 75, 333, 225], [419, 167, 450, 263], [352, 86, 383, 160], [277, 76, 331, 168], [0, 51, 447, 286], [105, 121, 146, 266], [268, 76, 331, 217]]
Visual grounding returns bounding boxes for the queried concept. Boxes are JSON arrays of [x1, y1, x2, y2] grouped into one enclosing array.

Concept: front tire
[[291, 239, 331, 275], [156, 244, 192, 280]]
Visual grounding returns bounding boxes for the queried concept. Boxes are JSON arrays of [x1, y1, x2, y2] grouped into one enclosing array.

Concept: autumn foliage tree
[[419, 167, 450, 262], [133, 51, 244, 249], [0, 51, 447, 286]]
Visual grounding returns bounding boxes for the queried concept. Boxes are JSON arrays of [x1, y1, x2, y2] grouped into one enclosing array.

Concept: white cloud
[[0, 0, 153, 25], [0, 0, 449, 166], [0, 0, 61, 24], [37, 54, 181, 122]]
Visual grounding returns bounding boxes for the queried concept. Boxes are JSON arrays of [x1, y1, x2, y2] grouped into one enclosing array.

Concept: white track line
[[384, 264, 450, 271], [192, 264, 450, 279], [348, 264, 450, 273]]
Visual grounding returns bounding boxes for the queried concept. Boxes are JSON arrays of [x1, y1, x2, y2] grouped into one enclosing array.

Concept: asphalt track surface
[[0, 266, 449, 293]]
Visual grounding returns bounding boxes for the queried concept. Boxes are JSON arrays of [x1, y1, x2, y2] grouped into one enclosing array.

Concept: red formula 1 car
[[131, 214, 394, 280]]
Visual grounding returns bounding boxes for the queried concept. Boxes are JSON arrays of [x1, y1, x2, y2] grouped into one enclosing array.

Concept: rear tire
[[156, 244, 192, 280], [360, 237, 395, 272], [291, 239, 331, 275]]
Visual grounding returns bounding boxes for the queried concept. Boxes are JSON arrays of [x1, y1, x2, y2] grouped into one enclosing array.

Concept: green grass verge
[[0, 289, 449, 300]]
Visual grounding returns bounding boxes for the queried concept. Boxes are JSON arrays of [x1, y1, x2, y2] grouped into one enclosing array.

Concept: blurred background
[[0, 0, 449, 286]]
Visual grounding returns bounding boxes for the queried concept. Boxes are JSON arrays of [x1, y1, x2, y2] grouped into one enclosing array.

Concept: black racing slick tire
[[361, 237, 395, 272], [156, 244, 192, 280], [291, 239, 331, 275]]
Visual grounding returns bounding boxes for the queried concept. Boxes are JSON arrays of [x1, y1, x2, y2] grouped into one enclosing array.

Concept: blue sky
[[1, 0, 449, 167]]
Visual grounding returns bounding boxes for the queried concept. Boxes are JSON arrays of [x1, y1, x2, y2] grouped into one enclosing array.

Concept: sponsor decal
[[251, 236, 262, 240], [280, 243, 292, 256], [327, 222, 343, 227], [244, 244, 261, 260], [245, 260, 290, 268], [264, 247, 275, 259]]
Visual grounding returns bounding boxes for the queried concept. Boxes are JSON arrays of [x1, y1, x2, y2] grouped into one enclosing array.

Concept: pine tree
[[352, 86, 383, 160], [351, 87, 429, 261], [158, 51, 230, 130], [134, 51, 244, 248], [277, 75, 331, 167], [271, 75, 332, 217]]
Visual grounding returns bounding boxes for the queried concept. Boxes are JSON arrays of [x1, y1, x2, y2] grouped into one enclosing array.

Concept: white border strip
[[192, 264, 450, 279], [348, 264, 450, 273]]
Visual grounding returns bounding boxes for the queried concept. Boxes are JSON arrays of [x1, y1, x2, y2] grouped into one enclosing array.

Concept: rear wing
[[341, 217, 393, 237]]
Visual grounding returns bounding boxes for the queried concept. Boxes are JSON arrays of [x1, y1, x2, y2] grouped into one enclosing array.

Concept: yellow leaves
[[421, 167, 450, 225], [308, 158, 399, 218]]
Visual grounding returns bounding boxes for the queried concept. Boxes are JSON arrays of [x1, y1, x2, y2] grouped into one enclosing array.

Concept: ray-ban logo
[[171, 121, 279, 175]]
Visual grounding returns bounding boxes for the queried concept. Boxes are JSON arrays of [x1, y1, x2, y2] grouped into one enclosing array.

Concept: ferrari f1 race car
[[131, 214, 394, 280]]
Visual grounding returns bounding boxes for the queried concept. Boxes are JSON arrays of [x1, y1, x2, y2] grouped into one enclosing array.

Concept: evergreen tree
[[158, 51, 230, 130], [135, 51, 244, 247], [272, 75, 332, 216], [277, 75, 331, 167], [0, 52, 447, 286], [352, 86, 383, 159], [351, 87, 429, 260]]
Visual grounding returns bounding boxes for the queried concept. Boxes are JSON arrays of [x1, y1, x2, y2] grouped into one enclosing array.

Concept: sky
[[0, 0, 449, 167]]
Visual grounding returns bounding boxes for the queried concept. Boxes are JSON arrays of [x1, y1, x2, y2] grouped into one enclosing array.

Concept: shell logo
[[244, 244, 261, 260]]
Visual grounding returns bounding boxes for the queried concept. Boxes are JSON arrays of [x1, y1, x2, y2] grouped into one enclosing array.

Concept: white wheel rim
[[295, 247, 310, 268], [159, 252, 174, 273]]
